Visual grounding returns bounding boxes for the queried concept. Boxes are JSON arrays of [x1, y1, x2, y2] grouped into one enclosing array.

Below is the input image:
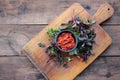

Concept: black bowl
[[55, 30, 78, 53]]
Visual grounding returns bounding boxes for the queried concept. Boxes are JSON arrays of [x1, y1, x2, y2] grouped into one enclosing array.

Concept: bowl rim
[[55, 30, 78, 53]]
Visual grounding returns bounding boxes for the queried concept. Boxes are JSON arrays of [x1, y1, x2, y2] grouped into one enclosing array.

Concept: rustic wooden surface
[[22, 3, 114, 80], [0, 0, 120, 80]]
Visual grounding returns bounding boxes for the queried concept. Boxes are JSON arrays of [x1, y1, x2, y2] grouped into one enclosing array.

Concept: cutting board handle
[[93, 3, 114, 24]]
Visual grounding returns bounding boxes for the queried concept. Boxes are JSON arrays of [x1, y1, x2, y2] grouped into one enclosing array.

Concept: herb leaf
[[38, 43, 45, 47], [91, 20, 96, 24], [47, 28, 54, 37], [69, 49, 78, 55], [56, 27, 61, 32], [65, 57, 72, 62], [49, 47, 55, 54]]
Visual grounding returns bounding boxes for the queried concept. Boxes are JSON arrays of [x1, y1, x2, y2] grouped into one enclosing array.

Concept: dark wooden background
[[0, 0, 120, 80]]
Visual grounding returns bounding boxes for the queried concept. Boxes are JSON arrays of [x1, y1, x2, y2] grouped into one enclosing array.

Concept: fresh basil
[[39, 16, 96, 67]]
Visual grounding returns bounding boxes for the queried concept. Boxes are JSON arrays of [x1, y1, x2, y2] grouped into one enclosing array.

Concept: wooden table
[[0, 0, 120, 80]]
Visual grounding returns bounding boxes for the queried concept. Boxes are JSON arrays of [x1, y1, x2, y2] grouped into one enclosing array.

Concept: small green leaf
[[54, 27, 61, 36], [69, 52, 74, 55], [38, 43, 45, 47], [91, 20, 96, 24], [56, 27, 61, 32], [72, 24, 77, 28], [69, 49, 78, 55], [49, 48, 55, 54], [65, 57, 72, 62], [47, 28, 54, 37], [74, 32, 80, 39]]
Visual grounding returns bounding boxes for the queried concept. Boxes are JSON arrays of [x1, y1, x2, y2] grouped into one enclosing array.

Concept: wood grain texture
[[0, 24, 44, 55], [0, 57, 45, 80], [22, 3, 114, 80], [0, 24, 120, 56], [0, 57, 120, 80], [0, 0, 119, 24], [0, 0, 119, 80], [92, 3, 114, 24], [75, 57, 120, 80]]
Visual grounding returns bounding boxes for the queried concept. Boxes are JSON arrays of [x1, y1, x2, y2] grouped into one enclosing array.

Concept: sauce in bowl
[[57, 32, 75, 50]]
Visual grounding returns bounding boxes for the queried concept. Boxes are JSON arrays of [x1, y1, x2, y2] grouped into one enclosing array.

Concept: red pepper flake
[[57, 32, 75, 50]]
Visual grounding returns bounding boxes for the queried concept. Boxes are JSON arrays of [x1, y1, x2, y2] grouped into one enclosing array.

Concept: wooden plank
[[0, 0, 119, 24], [0, 24, 120, 56], [0, 57, 44, 80], [0, 24, 43, 56], [75, 57, 120, 80], [0, 24, 44, 56], [103, 25, 120, 56], [0, 57, 120, 80], [22, 3, 113, 80]]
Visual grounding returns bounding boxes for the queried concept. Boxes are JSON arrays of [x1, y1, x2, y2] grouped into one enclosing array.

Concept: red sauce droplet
[[57, 32, 75, 50]]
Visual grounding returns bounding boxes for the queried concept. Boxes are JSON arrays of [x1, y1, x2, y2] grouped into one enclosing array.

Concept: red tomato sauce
[[57, 32, 75, 50]]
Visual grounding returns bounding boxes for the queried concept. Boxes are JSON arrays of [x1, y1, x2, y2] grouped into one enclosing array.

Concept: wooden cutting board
[[22, 3, 114, 80]]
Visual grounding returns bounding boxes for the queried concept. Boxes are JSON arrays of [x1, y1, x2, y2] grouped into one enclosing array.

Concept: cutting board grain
[[22, 3, 114, 80]]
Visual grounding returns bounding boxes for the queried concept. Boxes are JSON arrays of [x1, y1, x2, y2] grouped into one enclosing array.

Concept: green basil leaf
[[50, 48, 55, 54], [56, 27, 61, 32], [47, 28, 54, 37], [91, 20, 96, 24]]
